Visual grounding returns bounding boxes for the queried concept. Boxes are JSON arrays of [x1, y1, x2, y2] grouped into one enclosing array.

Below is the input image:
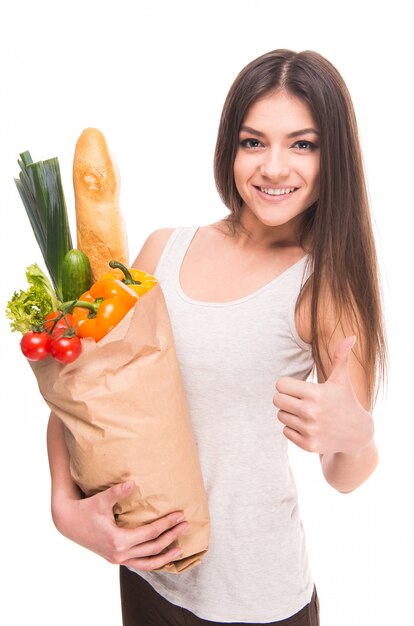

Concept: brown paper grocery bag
[[30, 284, 210, 573]]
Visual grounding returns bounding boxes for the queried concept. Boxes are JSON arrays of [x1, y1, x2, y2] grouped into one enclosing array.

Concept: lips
[[253, 185, 298, 200], [259, 186, 296, 196]]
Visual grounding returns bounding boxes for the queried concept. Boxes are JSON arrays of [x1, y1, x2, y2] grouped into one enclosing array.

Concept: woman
[[47, 49, 387, 625]]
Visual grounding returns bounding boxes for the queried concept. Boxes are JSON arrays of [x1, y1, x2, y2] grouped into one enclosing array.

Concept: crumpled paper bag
[[30, 284, 210, 573]]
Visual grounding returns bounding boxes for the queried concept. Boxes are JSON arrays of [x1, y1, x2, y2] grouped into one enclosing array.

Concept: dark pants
[[120, 566, 320, 626]]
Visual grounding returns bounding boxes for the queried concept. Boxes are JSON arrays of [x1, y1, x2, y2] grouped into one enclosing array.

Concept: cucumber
[[61, 249, 92, 301]]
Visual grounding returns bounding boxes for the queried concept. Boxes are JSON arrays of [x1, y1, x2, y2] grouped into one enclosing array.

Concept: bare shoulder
[[131, 228, 175, 274]]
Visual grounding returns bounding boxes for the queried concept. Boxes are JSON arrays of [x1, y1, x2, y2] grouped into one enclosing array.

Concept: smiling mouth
[[257, 186, 297, 196]]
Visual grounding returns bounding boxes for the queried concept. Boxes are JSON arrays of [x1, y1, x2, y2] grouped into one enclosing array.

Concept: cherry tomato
[[20, 331, 51, 361], [44, 311, 74, 338], [50, 335, 82, 363]]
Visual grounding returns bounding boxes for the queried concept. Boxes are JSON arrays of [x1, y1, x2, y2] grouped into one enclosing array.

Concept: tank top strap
[[154, 226, 198, 284]]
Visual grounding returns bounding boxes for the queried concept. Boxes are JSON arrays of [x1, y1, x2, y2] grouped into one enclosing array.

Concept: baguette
[[73, 128, 129, 281]]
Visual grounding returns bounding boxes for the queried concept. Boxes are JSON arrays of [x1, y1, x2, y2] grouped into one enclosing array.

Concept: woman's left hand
[[273, 336, 374, 456]]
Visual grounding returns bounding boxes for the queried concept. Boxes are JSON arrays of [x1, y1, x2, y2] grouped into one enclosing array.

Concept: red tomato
[[20, 331, 51, 361], [50, 335, 82, 364], [44, 311, 74, 338]]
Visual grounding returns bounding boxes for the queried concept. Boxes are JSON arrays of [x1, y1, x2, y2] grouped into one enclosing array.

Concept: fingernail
[[175, 514, 185, 523], [171, 549, 182, 558]]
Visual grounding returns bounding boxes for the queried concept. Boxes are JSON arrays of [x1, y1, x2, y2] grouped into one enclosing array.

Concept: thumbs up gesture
[[273, 336, 374, 456]]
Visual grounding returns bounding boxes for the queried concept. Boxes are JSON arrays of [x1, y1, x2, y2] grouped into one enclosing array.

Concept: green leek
[[15, 151, 72, 300]]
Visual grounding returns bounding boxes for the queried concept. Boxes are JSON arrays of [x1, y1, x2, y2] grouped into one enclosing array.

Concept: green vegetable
[[5, 264, 60, 333], [61, 249, 92, 301], [14, 151, 72, 300]]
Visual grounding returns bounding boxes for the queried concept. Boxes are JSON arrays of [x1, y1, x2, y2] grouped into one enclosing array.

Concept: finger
[[101, 480, 136, 509], [275, 376, 316, 399], [119, 511, 187, 547], [282, 426, 315, 453], [273, 391, 303, 416], [122, 545, 183, 572], [127, 521, 189, 560], [105, 514, 187, 564], [277, 410, 306, 435]]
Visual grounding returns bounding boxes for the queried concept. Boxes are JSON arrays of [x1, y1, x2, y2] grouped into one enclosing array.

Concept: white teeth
[[260, 187, 295, 196]]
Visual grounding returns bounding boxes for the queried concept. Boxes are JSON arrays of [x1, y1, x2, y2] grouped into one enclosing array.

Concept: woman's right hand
[[47, 413, 188, 571], [52, 480, 188, 571]]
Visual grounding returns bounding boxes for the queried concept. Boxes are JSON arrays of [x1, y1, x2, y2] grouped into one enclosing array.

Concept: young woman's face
[[233, 90, 320, 235]]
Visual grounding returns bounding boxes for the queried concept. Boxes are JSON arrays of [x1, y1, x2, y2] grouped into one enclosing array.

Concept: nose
[[259, 148, 290, 180]]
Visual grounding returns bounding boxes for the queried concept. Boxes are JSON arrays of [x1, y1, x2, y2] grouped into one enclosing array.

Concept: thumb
[[328, 335, 356, 382], [103, 480, 135, 507]]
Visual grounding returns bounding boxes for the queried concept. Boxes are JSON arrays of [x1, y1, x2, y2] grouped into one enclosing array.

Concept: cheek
[[233, 153, 251, 193], [233, 156, 244, 193], [304, 159, 320, 197]]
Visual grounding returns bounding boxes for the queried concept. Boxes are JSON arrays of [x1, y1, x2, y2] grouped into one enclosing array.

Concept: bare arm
[[275, 286, 379, 494], [319, 442, 378, 494], [131, 228, 174, 273], [46, 227, 188, 569], [47, 412, 82, 504], [315, 322, 379, 493]]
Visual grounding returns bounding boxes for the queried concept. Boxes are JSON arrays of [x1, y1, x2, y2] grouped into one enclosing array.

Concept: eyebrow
[[240, 125, 320, 138]]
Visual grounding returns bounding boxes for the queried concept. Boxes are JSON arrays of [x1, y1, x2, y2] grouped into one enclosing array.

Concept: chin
[[254, 209, 300, 228]]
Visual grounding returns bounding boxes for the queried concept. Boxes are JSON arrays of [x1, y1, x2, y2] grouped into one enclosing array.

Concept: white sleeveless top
[[135, 226, 315, 622]]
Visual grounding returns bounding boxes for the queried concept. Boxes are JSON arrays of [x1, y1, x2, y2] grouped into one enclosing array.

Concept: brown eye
[[293, 140, 318, 151], [239, 138, 263, 149]]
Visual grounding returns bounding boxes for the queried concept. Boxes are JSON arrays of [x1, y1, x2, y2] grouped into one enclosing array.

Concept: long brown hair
[[214, 49, 387, 409]]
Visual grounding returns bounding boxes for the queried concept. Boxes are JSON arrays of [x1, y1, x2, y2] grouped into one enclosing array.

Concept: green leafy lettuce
[[5, 264, 60, 333]]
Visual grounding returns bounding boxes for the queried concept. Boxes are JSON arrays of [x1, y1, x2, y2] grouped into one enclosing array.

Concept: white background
[[0, 1, 412, 624]]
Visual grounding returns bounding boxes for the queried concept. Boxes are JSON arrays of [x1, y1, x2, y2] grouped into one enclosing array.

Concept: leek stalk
[[15, 151, 72, 300]]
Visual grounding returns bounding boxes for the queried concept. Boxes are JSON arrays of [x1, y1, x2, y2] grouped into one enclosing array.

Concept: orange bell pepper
[[71, 276, 139, 342], [101, 260, 157, 298]]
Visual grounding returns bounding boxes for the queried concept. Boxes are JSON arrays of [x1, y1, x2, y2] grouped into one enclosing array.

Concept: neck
[[221, 206, 306, 251]]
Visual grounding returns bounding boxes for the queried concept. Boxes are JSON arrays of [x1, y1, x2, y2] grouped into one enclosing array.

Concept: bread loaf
[[73, 128, 129, 281]]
